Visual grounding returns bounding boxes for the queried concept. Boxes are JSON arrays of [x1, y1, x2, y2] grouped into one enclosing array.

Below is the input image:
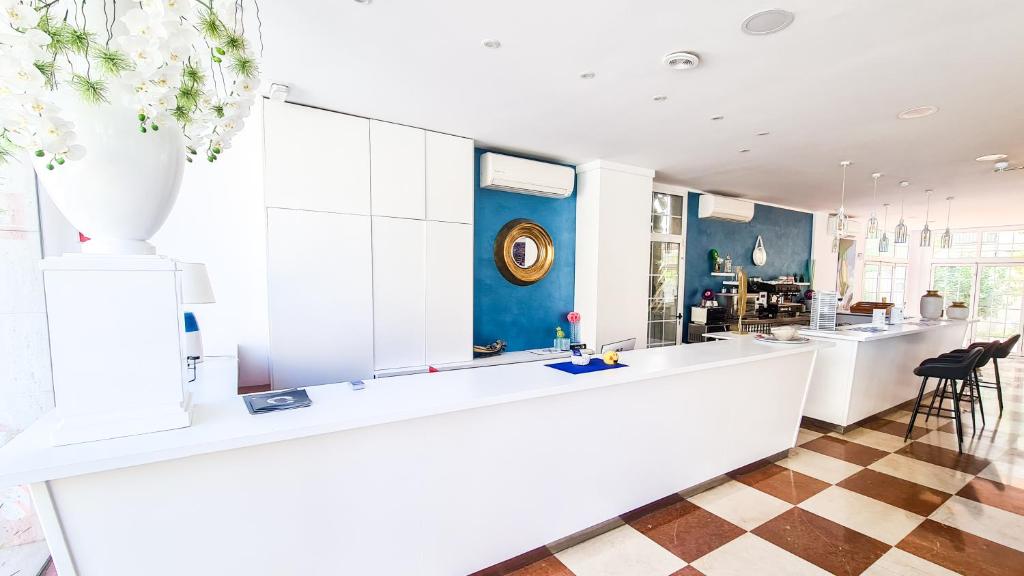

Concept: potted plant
[[0, 0, 261, 254]]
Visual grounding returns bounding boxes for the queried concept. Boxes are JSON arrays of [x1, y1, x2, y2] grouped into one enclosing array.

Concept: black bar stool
[[905, 347, 985, 452], [977, 334, 1020, 413], [928, 340, 1000, 429]]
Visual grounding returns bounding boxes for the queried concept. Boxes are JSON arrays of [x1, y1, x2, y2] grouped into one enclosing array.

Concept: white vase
[[920, 290, 944, 320], [33, 94, 185, 255], [946, 301, 970, 320]]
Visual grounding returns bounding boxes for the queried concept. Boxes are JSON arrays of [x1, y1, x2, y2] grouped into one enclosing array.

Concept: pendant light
[[879, 204, 891, 253], [831, 160, 851, 253], [894, 180, 909, 244], [939, 196, 954, 249], [866, 172, 881, 239], [920, 190, 933, 247]]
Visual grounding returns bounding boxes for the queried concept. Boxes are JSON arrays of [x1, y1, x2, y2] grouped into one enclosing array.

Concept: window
[[931, 265, 975, 308], [864, 232, 909, 260], [981, 230, 1024, 258], [862, 262, 907, 306], [932, 231, 979, 259], [651, 192, 684, 235]]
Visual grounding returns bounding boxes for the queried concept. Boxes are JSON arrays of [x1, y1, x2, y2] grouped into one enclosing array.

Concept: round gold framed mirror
[[494, 219, 555, 286]]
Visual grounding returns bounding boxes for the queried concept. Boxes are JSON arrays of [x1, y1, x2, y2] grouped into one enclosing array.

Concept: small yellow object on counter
[[602, 351, 619, 365]]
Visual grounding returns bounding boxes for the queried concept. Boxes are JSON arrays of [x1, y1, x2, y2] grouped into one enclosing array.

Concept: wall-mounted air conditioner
[[698, 194, 755, 223], [827, 214, 862, 236], [480, 152, 575, 199]]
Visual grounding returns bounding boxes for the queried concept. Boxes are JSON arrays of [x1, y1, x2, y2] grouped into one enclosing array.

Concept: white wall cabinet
[[426, 221, 473, 365], [370, 121, 425, 220], [267, 208, 374, 387], [372, 217, 427, 371], [266, 103, 473, 385], [264, 101, 370, 215], [426, 132, 474, 224]]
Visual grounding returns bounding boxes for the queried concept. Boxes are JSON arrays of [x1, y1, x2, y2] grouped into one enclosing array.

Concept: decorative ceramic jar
[[920, 290, 944, 319], [32, 95, 185, 255], [946, 301, 970, 320]]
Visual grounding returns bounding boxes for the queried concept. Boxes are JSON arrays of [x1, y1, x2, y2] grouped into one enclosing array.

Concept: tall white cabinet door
[[372, 217, 426, 370], [267, 208, 374, 388], [264, 101, 370, 215], [425, 221, 473, 365], [426, 132, 474, 224], [370, 120, 425, 220]]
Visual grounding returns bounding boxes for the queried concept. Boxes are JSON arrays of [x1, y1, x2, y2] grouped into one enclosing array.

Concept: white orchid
[[0, 0, 261, 166]]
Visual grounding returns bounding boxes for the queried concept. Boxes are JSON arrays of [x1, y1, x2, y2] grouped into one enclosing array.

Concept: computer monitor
[[601, 338, 636, 353]]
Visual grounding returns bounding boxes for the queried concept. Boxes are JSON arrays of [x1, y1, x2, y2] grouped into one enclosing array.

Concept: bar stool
[[905, 347, 985, 452], [927, 340, 1000, 429], [977, 334, 1020, 413]]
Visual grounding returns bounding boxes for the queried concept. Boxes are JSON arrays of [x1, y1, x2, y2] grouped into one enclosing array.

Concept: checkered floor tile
[[488, 358, 1024, 576]]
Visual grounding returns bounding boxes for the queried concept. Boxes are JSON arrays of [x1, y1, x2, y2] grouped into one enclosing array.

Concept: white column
[[574, 161, 655, 349]]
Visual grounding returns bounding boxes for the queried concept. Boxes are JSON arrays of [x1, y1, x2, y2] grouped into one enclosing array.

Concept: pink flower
[[567, 311, 580, 324]]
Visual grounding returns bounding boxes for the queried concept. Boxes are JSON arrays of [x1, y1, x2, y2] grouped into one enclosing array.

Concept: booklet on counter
[[244, 388, 312, 415]]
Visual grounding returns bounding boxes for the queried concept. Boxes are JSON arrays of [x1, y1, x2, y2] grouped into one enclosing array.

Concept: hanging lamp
[[867, 173, 881, 239], [879, 204, 891, 253], [939, 196, 954, 249], [894, 181, 909, 244], [920, 190, 933, 247], [832, 161, 851, 253]]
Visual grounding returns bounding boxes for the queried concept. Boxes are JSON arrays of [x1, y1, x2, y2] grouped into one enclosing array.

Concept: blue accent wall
[[683, 193, 813, 334], [473, 149, 576, 351]]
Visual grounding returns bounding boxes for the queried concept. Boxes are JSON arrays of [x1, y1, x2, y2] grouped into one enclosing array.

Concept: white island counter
[[800, 319, 970, 429], [0, 339, 826, 576]]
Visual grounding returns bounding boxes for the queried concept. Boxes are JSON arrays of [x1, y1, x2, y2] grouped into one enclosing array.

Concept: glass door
[[648, 191, 685, 347], [975, 264, 1024, 352], [648, 241, 681, 347]]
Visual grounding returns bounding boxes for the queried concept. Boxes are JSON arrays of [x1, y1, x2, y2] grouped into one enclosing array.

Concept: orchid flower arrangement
[[0, 0, 261, 169]]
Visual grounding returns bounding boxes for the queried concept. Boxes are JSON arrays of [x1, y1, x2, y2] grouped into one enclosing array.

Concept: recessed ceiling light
[[353, 0, 371, 3], [579, 71, 596, 80], [711, 115, 725, 121], [757, 131, 770, 136], [652, 95, 668, 102], [898, 105, 938, 119], [900, 180, 911, 187], [976, 154, 1008, 162], [481, 39, 502, 49], [739, 148, 751, 153], [662, 51, 701, 70], [742, 9, 795, 35]]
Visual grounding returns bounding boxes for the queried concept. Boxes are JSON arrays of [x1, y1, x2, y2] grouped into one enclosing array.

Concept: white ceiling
[[261, 1, 1024, 228]]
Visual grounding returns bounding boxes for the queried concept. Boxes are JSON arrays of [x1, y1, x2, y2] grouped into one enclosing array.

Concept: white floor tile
[[691, 533, 831, 576], [888, 410, 947, 429], [929, 495, 1024, 552], [796, 428, 824, 446], [916, 429, 1008, 459], [861, 548, 959, 576], [978, 454, 1024, 489], [687, 480, 791, 531], [776, 447, 862, 484], [868, 454, 974, 493], [554, 525, 686, 576], [830, 428, 909, 453], [797, 486, 924, 545]]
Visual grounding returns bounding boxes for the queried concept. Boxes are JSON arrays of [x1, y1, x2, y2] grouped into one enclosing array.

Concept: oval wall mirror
[[494, 219, 554, 285]]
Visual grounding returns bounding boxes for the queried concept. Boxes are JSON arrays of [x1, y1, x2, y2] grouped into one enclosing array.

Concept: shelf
[[722, 281, 739, 286], [710, 272, 735, 277]]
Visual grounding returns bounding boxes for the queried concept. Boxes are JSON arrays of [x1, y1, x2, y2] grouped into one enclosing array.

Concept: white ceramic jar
[[946, 301, 970, 320], [920, 290, 944, 320]]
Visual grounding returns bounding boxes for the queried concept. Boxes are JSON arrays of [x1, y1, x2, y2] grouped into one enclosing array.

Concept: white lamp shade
[[180, 262, 216, 304]]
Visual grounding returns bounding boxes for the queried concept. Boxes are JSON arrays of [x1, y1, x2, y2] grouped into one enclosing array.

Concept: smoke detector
[[663, 51, 701, 70], [742, 9, 795, 35]]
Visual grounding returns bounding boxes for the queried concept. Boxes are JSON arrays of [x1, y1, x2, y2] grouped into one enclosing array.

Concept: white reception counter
[[800, 319, 970, 428], [0, 339, 827, 576]]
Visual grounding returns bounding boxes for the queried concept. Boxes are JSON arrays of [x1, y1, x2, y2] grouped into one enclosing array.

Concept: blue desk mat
[[546, 359, 628, 375]]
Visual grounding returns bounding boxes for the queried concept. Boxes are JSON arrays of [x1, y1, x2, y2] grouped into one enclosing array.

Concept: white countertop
[[0, 338, 828, 488], [800, 319, 971, 342]]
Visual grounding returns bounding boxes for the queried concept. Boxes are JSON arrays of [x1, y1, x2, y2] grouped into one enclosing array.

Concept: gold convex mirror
[[494, 219, 554, 286]]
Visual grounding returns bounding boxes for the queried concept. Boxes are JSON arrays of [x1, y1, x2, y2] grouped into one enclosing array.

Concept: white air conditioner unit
[[480, 152, 575, 199], [827, 214, 862, 237], [698, 194, 755, 223]]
